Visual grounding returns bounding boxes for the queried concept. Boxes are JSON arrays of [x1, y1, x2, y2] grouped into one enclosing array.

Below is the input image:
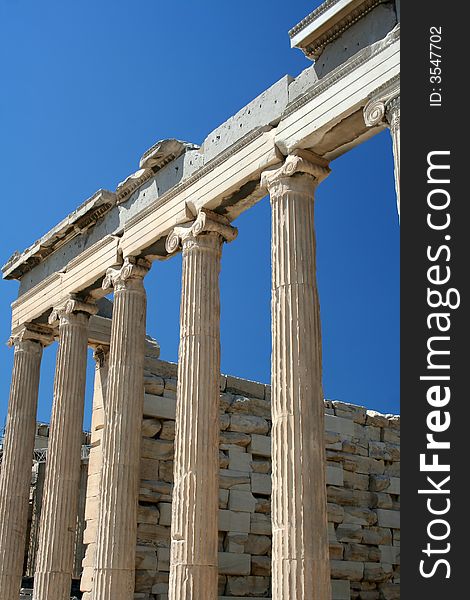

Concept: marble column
[[261, 150, 331, 600], [0, 324, 52, 600], [91, 257, 150, 600], [33, 297, 97, 600], [364, 84, 400, 217], [166, 209, 237, 600], [386, 96, 400, 215]]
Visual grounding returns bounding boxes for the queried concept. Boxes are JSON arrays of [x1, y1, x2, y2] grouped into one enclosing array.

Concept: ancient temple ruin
[[0, 2, 400, 599]]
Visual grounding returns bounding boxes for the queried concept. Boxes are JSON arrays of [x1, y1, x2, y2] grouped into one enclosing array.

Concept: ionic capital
[[102, 256, 151, 293], [363, 76, 400, 128], [7, 323, 54, 351], [260, 149, 330, 195], [48, 295, 98, 326], [165, 208, 238, 254]]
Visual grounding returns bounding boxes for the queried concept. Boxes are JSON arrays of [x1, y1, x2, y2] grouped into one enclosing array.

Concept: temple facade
[[0, 2, 400, 599]]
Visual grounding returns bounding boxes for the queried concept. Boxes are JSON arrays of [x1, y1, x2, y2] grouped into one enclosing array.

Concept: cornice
[[2, 189, 116, 281], [289, 0, 342, 38], [303, 0, 386, 60], [284, 24, 400, 121]]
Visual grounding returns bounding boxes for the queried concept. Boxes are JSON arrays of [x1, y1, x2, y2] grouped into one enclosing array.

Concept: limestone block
[[142, 418, 162, 438], [365, 425, 382, 441], [141, 438, 173, 460], [83, 520, 97, 544], [379, 545, 400, 565], [139, 481, 171, 504], [219, 509, 251, 533], [80, 566, 94, 591], [343, 507, 378, 526], [225, 376, 266, 400], [366, 410, 390, 428], [219, 469, 251, 489], [329, 542, 344, 560], [135, 546, 158, 571], [140, 457, 159, 480], [325, 431, 342, 449], [343, 471, 369, 491], [335, 524, 363, 543], [219, 488, 229, 509], [220, 431, 251, 447], [251, 555, 271, 576], [82, 543, 96, 567], [228, 395, 271, 418], [328, 522, 337, 542], [136, 568, 158, 593], [331, 579, 351, 600], [144, 374, 164, 396], [375, 493, 393, 509], [225, 575, 270, 596], [250, 513, 271, 535], [382, 428, 400, 444], [252, 459, 271, 474], [220, 392, 234, 412], [218, 552, 251, 576], [369, 474, 391, 492], [332, 401, 367, 424], [159, 420, 175, 440], [144, 358, 178, 379], [330, 559, 364, 581], [229, 415, 269, 435], [362, 527, 392, 546], [87, 446, 103, 476], [386, 416, 400, 431], [143, 394, 176, 420], [163, 378, 177, 392], [157, 547, 170, 572], [85, 472, 101, 498], [159, 461, 174, 483], [158, 502, 172, 527], [248, 434, 271, 457], [220, 413, 231, 431], [344, 543, 379, 562], [388, 477, 400, 495], [342, 440, 369, 457], [327, 503, 345, 524], [255, 498, 271, 514], [244, 534, 271, 556], [376, 509, 400, 529], [327, 465, 344, 486], [138, 505, 160, 525], [224, 532, 248, 554], [325, 414, 355, 436], [229, 450, 253, 473], [364, 562, 393, 582], [229, 490, 257, 513], [137, 524, 171, 545], [84, 495, 100, 521], [251, 473, 271, 495], [384, 462, 400, 477]]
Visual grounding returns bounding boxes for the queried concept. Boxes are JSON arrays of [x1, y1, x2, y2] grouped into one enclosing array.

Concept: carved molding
[[48, 295, 98, 325], [300, 0, 387, 60], [363, 75, 400, 127], [284, 25, 400, 120], [261, 149, 330, 191], [7, 323, 54, 349], [165, 209, 238, 254], [93, 345, 110, 369], [102, 256, 151, 292]]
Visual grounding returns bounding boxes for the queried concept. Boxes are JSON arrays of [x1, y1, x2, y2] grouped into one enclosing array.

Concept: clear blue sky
[[0, 0, 399, 432]]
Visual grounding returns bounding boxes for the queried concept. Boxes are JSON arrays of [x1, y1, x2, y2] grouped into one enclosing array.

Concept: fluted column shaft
[[0, 326, 51, 600], [386, 97, 400, 216], [166, 210, 237, 600], [91, 258, 150, 600], [262, 151, 331, 600], [33, 299, 96, 600]]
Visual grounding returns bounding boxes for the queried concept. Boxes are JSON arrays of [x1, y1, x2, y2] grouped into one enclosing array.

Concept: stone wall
[[82, 348, 400, 600]]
